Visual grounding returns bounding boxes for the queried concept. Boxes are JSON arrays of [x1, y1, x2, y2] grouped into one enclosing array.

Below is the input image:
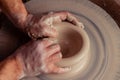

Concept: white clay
[[43, 22, 90, 80]]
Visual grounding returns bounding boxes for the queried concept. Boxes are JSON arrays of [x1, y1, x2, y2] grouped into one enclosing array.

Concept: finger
[[67, 14, 84, 28], [66, 12, 81, 26], [51, 65, 71, 74], [65, 12, 84, 28], [41, 26, 58, 38], [41, 12, 62, 24], [41, 39, 55, 48], [48, 11, 75, 22], [41, 11, 68, 25], [46, 44, 61, 57], [48, 52, 62, 63], [50, 11, 68, 21], [52, 11, 84, 28]]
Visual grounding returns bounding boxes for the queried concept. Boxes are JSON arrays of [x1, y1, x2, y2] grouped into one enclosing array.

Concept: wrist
[[14, 54, 26, 79], [24, 14, 39, 39], [0, 55, 24, 80], [15, 13, 28, 31]]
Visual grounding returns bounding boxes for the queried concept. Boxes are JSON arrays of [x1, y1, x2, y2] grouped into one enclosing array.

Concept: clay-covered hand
[[14, 39, 69, 78], [23, 11, 84, 39]]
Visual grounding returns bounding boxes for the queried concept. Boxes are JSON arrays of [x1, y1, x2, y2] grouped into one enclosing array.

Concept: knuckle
[[50, 44, 61, 52], [40, 26, 47, 36], [55, 44, 61, 50], [41, 39, 49, 45]]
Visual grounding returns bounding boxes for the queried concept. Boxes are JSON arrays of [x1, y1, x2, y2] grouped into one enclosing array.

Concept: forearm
[[0, 0, 28, 30], [0, 55, 23, 80]]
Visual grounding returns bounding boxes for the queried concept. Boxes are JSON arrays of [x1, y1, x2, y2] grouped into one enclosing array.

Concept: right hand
[[14, 39, 70, 78], [23, 11, 84, 39]]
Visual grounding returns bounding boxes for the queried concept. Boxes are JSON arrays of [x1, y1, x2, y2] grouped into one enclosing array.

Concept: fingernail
[[77, 22, 84, 29], [59, 67, 71, 73], [64, 67, 71, 72]]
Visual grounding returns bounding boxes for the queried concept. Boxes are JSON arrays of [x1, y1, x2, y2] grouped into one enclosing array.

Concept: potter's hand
[[0, 0, 83, 39], [23, 11, 84, 39], [14, 39, 69, 78], [40, 11, 84, 28]]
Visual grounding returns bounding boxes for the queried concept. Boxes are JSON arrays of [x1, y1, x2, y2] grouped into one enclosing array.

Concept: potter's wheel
[[23, 0, 120, 80]]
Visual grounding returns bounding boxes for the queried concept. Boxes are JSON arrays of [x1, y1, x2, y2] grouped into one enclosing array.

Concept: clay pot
[[44, 22, 90, 79]]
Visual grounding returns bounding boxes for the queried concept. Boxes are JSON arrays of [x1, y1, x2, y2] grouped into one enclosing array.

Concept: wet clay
[[53, 22, 83, 58]]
